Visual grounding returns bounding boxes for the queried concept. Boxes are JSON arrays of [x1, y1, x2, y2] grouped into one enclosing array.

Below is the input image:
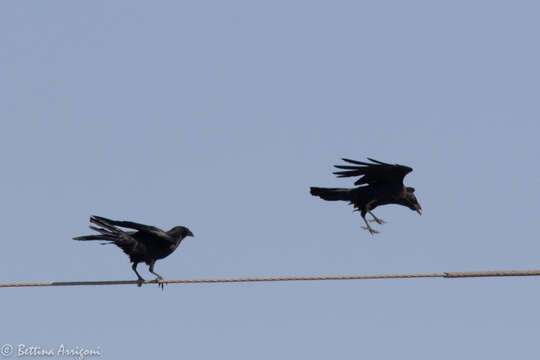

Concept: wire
[[1, 269, 539, 288]]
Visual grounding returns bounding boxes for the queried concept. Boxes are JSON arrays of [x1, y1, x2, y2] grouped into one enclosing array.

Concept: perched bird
[[310, 158, 422, 234], [73, 215, 194, 288]]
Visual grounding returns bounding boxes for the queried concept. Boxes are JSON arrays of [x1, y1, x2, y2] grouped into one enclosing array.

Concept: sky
[[1, 1, 540, 359]]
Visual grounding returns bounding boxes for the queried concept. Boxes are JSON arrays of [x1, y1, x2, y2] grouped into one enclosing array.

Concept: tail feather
[[89, 225, 118, 236], [73, 215, 124, 243], [72, 234, 117, 241], [310, 187, 352, 201]]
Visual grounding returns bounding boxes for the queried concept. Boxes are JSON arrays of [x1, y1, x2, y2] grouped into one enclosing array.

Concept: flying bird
[[310, 158, 422, 234], [73, 215, 194, 288]]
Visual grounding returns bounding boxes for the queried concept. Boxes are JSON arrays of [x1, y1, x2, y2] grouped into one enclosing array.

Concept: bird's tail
[[310, 187, 352, 201], [72, 234, 117, 242], [73, 216, 124, 243]]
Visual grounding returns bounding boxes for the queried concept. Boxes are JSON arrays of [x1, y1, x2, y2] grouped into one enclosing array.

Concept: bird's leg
[[149, 261, 165, 290], [361, 215, 379, 234], [368, 211, 386, 225], [132, 263, 145, 287]]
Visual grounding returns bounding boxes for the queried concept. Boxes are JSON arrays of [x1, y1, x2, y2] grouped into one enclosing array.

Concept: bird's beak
[[188, 231, 194, 237], [416, 207, 422, 216]]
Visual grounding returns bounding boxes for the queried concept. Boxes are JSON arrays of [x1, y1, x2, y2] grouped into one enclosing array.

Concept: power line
[[1, 269, 540, 288]]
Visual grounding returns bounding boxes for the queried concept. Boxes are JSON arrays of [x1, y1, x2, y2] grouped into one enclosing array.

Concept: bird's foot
[[155, 276, 166, 290], [369, 218, 386, 225], [136, 278, 144, 287], [361, 226, 379, 234]]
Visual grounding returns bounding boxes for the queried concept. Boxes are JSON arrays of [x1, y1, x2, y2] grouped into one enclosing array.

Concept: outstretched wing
[[90, 216, 174, 243], [333, 158, 413, 186]]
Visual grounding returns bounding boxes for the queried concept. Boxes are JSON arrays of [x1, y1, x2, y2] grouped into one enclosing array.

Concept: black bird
[[310, 158, 422, 234], [73, 215, 194, 287]]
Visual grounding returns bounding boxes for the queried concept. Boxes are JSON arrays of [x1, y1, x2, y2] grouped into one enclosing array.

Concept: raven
[[310, 158, 422, 234], [73, 216, 194, 288]]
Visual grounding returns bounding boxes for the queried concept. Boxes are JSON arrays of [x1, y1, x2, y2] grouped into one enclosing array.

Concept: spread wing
[[333, 158, 413, 186], [90, 216, 174, 243]]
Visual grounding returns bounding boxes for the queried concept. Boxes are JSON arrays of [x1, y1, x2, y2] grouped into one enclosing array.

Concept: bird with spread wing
[[73, 216, 194, 288], [310, 158, 422, 234]]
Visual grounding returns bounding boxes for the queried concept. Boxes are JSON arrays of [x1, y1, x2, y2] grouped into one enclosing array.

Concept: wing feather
[[332, 158, 413, 186], [90, 216, 173, 243]]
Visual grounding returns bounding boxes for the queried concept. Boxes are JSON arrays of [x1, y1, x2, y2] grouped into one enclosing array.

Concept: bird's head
[[182, 227, 195, 238], [404, 187, 422, 215], [169, 226, 195, 239]]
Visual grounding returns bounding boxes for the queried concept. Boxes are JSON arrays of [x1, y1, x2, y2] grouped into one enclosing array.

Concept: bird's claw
[[136, 278, 144, 287], [361, 226, 379, 234], [156, 277, 165, 290]]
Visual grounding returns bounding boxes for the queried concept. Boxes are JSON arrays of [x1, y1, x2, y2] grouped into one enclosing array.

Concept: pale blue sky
[[1, 1, 540, 359]]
